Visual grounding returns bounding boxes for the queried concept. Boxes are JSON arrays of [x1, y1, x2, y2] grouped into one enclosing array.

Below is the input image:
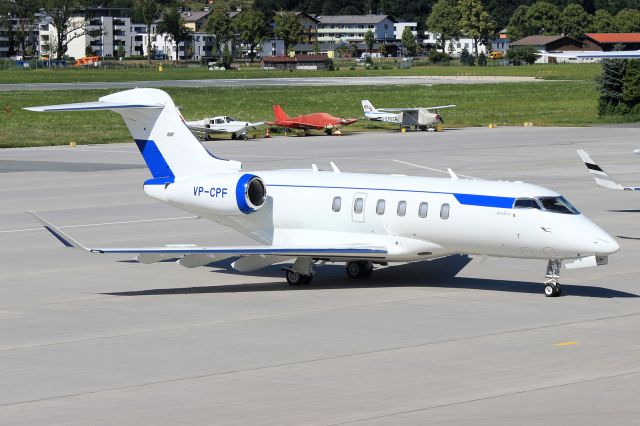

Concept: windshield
[[537, 196, 580, 214], [513, 198, 541, 209]]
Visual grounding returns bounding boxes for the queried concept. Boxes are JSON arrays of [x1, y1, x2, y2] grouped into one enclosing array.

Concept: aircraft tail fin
[[577, 150, 637, 190], [25, 88, 241, 183], [273, 104, 288, 121], [361, 100, 376, 113]]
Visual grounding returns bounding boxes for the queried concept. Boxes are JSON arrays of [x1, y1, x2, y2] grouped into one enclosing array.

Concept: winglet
[[576, 150, 639, 190], [27, 211, 90, 251]]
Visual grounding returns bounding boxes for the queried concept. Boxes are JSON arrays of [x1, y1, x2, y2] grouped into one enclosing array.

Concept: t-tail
[[577, 149, 640, 191], [25, 88, 242, 185], [273, 104, 288, 121]]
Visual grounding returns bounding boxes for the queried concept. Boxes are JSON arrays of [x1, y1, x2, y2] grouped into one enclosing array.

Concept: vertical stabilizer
[[361, 100, 376, 113], [25, 88, 242, 182], [273, 104, 288, 121]]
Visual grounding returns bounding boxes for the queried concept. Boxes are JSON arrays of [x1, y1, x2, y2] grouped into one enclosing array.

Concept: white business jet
[[578, 150, 640, 190], [186, 116, 263, 141], [361, 100, 455, 131], [25, 88, 619, 297]]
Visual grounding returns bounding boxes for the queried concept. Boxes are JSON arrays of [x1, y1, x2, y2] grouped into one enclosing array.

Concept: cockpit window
[[537, 196, 580, 214], [513, 198, 541, 209]]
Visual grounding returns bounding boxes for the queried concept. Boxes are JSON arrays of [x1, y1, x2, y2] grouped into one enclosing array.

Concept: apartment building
[[316, 15, 396, 43]]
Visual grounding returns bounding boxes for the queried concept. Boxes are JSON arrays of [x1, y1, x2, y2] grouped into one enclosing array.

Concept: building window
[[440, 203, 450, 219], [418, 202, 428, 218], [332, 196, 342, 212], [397, 201, 407, 216], [376, 199, 386, 215]]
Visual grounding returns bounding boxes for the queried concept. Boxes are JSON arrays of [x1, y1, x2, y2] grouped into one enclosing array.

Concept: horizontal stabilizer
[[24, 101, 163, 112], [29, 212, 387, 259]]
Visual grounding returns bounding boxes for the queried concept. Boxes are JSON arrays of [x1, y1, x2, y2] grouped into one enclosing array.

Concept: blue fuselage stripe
[[268, 184, 515, 208]]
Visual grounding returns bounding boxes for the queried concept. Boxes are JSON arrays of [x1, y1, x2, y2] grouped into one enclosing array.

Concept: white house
[[316, 15, 396, 43], [394, 22, 417, 41], [423, 31, 489, 56]]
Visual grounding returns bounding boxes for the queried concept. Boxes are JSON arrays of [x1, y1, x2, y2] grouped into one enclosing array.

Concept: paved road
[[0, 75, 539, 91], [1, 127, 639, 425]]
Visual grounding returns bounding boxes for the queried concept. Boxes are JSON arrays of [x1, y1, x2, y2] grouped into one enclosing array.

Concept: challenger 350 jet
[[25, 88, 619, 297]]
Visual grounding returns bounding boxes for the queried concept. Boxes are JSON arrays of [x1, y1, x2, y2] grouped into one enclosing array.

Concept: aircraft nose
[[594, 235, 620, 255]]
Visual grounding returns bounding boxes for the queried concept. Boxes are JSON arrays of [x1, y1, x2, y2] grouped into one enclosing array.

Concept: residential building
[[316, 15, 395, 44], [273, 12, 319, 44], [581, 33, 640, 51], [291, 42, 356, 58], [394, 22, 417, 41], [261, 38, 285, 57], [423, 32, 489, 56], [181, 10, 212, 32], [0, 14, 44, 58]]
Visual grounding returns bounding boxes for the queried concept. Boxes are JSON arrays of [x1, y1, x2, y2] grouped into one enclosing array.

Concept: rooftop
[[584, 33, 640, 44], [317, 15, 393, 25], [510, 35, 571, 46]]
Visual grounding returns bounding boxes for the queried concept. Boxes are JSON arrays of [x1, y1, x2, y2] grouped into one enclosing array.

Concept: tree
[[234, 10, 266, 62], [622, 59, 640, 106], [363, 29, 374, 56], [507, 5, 531, 42], [273, 11, 302, 53], [41, 0, 89, 60], [379, 43, 387, 58], [506, 46, 539, 65], [591, 9, 615, 32], [426, 0, 460, 53], [615, 8, 640, 33], [133, 0, 172, 64], [561, 4, 591, 38], [401, 27, 418, 57], [156, 7, 190, 62], [7, 0, 40, 57], [598, 57, 627, 115], [205, 8, 234, 57], [526, 1, 561, 35], [457, 0, 495, 58]]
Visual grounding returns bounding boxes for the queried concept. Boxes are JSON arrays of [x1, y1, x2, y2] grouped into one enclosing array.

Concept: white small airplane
[[25, 88, 619, 297], [578, 150, 640, 191], [361, 100, 456, 131], [186, 116, 263, 140]]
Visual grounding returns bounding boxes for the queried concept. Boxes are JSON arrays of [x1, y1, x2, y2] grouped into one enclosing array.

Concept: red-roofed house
[[582, 33, 640, 51]]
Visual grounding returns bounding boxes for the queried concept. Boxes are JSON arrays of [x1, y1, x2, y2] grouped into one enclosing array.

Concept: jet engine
[[144, 173, 267, 216]]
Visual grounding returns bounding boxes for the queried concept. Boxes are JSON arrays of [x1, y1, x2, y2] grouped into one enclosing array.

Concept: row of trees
[[508, 2, 640, 41], [426, 0, 493, 57]]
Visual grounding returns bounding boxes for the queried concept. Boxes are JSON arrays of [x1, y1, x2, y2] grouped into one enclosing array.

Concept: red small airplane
[[267, 105, 358, 135]]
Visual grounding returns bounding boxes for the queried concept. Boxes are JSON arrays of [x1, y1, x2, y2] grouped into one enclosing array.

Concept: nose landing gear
[[544, 259, 562, 297]]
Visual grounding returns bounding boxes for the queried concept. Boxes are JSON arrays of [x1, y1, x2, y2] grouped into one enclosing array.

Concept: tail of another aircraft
[[25, 88, 241, 183], [273, 104, 288, 121], [361, 100, 376, 113]]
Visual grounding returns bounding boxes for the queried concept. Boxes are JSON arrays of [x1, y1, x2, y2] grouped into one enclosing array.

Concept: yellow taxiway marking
[[554, 341, 580, 347]]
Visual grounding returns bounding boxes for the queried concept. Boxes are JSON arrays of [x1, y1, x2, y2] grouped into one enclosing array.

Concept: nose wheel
[[544, 259, 562, 297]]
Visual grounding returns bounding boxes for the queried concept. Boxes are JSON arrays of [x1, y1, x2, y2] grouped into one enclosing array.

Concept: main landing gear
[[544, 259, 562, 297], [346, 261, 373, 279], [285, 269, 313, 285]]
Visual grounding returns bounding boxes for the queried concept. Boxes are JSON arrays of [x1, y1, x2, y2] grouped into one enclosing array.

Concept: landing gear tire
[[285, 270, 313, 285], [241, 133, 249, 141], [346, 261, 373, 279], [231, 133, 237, 140], [544, 283, 561, 297]]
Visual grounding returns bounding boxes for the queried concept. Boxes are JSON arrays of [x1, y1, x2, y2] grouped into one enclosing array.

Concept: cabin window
[[376, 199, 386, 215], [440, 203, 450, 219], [537, 196, 579, 215], [332, 196, 341, 212], [513, 198, 541, 209], [397, 201, 407, 216], [418, 202, 429, 218], [354, 197, 364, 214], [215, 118, 224, 124]]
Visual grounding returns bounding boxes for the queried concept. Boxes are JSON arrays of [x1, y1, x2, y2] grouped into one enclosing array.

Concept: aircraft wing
[[29, 211, 387, 259], [266, 121, 324, 130], [540, 50, 640, 59], [577, 150, 640, 191], [378, 105, 456, 112], [185, 122, 226, 134]]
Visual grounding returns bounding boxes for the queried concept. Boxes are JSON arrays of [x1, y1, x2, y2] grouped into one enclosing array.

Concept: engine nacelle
[[144, 173, 267, 216]]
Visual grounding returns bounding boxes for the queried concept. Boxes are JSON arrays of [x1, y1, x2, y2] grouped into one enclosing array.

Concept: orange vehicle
[[74, 56, 100, 66], [489, 51, 504, 59]]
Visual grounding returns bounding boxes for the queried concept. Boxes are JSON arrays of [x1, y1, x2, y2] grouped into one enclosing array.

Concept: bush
[[460, 48, 475, 66], [506, 46, 539, 65], [478, 52, 487, 66], [324, 58, 335, 71], [428, 50, 450, 65]]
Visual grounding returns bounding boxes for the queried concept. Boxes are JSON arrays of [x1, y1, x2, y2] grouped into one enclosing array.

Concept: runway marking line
[[554, 341, 579, 347], [0, 215, 198, 234]]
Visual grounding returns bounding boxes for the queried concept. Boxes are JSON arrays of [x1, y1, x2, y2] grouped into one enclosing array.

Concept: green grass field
[[0, 62, 601, 84], [1, 80, 629, 148]]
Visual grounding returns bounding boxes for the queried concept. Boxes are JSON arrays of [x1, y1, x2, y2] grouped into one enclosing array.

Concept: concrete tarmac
[[1, 126, 639, 425], [0, 75, 538, 91]]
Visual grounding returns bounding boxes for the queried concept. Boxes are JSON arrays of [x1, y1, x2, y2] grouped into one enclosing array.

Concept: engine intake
[[236, 174, 266, 213]]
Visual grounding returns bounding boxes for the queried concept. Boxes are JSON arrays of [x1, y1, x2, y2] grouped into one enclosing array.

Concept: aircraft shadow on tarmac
[[105, 255, 638, 299]]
